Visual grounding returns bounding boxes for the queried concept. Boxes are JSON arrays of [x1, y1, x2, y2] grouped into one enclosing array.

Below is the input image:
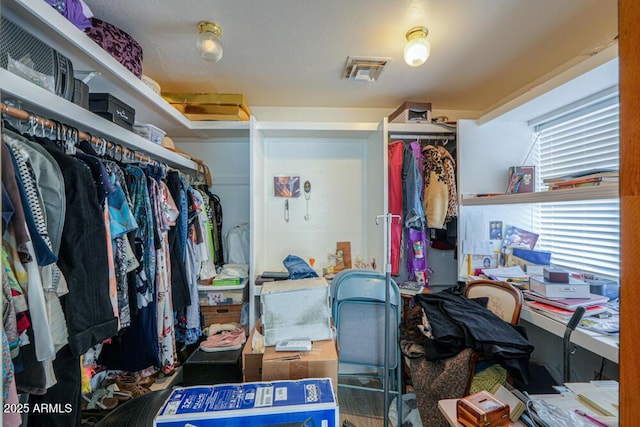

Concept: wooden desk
[[438, 398, 525, 427]]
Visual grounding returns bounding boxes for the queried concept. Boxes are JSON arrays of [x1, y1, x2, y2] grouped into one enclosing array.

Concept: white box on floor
[[260, 277, 333, 346], [154, 378, 338, 427]]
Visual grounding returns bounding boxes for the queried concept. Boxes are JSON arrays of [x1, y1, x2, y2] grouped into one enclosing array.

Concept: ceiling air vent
[[343, 56, 391, 82]]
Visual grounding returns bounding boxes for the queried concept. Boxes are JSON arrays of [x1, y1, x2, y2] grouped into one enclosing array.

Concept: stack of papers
[[480, 266, 529, 288]]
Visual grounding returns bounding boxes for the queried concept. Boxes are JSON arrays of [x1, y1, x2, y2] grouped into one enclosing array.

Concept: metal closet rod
[[388, 133, 456, 141], [1, 101, 159, 165]]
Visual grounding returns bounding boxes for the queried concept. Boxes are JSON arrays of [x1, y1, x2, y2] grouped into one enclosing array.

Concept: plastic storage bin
[[132, 123, 166, 144]]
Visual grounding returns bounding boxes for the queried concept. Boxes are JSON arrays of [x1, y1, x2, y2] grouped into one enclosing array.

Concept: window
[[532, 87, 620, 280]]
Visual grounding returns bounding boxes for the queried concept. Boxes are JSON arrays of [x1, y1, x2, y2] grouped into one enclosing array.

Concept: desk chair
[[331, 269, 402, 420], [463, 279, 523, 394]]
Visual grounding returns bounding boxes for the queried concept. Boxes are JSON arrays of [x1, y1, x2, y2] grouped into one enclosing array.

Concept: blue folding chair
[[330, 269, 402, 421]]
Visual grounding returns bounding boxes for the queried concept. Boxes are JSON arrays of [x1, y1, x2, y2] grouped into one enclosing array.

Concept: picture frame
[[273, 175, 301, 198]]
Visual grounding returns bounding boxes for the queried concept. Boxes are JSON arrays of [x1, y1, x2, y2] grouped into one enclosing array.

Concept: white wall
[[176, 139, 250, 238], [262, 137, 367, 272]]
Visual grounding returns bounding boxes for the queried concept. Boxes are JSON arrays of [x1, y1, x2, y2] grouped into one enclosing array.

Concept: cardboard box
[[529, 277, 590, 298], [161, 92, 251, 121], [242, 321, 264, 382], [260, 277, 333, 346], [507, 166, 535, 193], [388, 101, 432, 124], [154, 379, 338, 427], [262, 339, 338, 396]]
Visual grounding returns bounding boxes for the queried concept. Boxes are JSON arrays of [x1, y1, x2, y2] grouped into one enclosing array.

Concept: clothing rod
[[389, 134, 456, 141], [2, 101, 158, 165]]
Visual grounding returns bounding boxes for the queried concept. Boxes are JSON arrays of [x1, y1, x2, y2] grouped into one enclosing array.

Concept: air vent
[[343, 56, 391, 82]]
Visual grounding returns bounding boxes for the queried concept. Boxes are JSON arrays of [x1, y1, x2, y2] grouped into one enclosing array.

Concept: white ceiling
[[83, 0, 618, 113]]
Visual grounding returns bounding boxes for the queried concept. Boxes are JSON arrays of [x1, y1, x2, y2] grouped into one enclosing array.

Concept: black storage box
[[89, 93, 135, 130], [72, 78, 89, 110], [182, 346, 243, 386]]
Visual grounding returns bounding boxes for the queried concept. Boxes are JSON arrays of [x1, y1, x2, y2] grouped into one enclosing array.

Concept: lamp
[[197, 20, 223, 62], [404, 26, 430, 67]]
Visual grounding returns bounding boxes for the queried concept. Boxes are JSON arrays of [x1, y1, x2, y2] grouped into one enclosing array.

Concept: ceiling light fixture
[[197, 20, 223, 62], [404, 26, 430, 67]]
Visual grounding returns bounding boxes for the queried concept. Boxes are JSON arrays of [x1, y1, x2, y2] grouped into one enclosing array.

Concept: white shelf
[[255, 121, 379, 138], [1, 69, 199, 170], [461, 185, 619, 206], [3, 0, 249, 140], [520, 307, 619, 363], [388, 122, 457, 135]]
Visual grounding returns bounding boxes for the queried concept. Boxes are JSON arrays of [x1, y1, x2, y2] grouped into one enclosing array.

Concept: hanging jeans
[[403, 142, 428, 284], [388, 141, 404, 275]]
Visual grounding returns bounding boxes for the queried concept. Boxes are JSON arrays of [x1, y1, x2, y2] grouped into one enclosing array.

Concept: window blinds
[[532, 87, 620, 279]]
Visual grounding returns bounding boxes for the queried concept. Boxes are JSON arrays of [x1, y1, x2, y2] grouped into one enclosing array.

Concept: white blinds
[[532, 87, 620, 279]]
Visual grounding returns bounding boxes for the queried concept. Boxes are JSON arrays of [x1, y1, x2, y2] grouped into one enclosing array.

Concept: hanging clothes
[[388, 140, 404, 275], [36, 136, 117, 357], [422, 145, 458, 229], [402, 141, 428, 285]]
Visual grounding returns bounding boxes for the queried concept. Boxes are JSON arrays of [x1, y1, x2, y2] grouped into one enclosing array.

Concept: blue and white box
[[154, 378, 338, 427]]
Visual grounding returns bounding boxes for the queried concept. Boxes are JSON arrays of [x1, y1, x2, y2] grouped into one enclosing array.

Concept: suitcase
[[85, 17, 143, 78], [456, 391, 510, 427]]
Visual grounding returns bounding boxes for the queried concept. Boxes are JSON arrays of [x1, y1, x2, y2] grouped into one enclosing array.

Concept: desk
[[520, 307, 619, 363], [439, 392, 617, 427], [438, 398, 525, 427]]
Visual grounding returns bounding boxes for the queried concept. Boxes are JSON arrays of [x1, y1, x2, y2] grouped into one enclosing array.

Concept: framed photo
[[489, 220, 503, 240], [273, 175, 301, 198]]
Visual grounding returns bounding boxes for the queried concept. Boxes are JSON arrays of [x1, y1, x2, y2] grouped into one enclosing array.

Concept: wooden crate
[[201, 304, 242, 327]]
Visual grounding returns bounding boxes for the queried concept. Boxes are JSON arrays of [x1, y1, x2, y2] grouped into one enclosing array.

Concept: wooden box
[[456, 391, 509, 427], [388, 101, 432, 124], [200, 303, 242, 327]]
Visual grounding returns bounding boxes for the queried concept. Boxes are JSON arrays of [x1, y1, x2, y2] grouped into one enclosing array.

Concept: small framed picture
[[490, 220, 503, 240], [273, 175, 301, 198]]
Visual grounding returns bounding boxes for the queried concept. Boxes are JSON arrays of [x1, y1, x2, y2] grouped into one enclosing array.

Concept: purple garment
[[403, 142, 428, 284], [45, 0, 93, 31]]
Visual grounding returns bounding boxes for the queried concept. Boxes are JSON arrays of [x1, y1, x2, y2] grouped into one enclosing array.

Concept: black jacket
[[414, 287, 534, 384]]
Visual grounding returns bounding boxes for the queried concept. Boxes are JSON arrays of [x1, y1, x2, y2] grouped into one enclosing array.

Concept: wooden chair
[[462, 279, 523, 394], [464, 279, 522, 324]]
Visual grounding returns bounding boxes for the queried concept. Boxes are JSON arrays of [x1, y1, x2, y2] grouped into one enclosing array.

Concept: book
[[525, 300, 607, 322], [577, 389, 619, 417], [529, 276, 591, 298], [522, 290, 609, 310], [502, 226, 539, 250], [549, 177, 618, 190], [211, 276, 242, 286], [490, 384, 526, 421], [507, 166, 535, 193], [543, 169, 619, 184]]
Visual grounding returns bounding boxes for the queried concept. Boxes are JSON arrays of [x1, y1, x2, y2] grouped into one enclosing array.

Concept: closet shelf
[[461, 185, 619, 206], [387, 122, 457, 135], [255, 121, 379, 138], [0, 69, 199, 170], [3, 0, 249, 140]]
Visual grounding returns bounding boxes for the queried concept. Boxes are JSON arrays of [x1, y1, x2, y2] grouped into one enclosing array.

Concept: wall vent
[[343, 56, 391, 82]]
